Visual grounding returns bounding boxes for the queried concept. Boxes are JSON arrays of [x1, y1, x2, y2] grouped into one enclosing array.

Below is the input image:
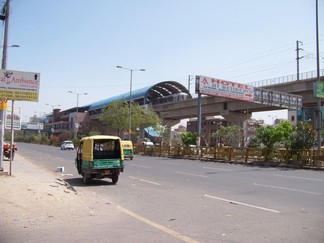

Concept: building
[[40, 81, 191, 140]]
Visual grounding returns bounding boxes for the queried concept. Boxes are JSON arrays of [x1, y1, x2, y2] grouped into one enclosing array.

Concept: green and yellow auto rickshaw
[[75, 135, 124, 184], [121, 140, 134, 160]]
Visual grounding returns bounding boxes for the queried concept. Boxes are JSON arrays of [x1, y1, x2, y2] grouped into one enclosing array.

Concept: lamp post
[[45, 103, 60, 111], [68, 91, 87, 138], [116, 66, 145, 140]]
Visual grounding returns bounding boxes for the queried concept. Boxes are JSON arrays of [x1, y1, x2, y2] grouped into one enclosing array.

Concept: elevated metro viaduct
[[153, 73, 324, 127], [68, 81, 193, 136], [49, 71, 322, 138]]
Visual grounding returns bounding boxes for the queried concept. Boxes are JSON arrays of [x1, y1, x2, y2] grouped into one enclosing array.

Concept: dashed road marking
[[253, 183, 322, 195], [273, 174, 323, 182], [129, 176, 161, 186], [204, 194, 281, 213]]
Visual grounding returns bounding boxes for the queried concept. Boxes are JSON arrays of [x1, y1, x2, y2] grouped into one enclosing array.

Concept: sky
[[1, 0, 324, 125]]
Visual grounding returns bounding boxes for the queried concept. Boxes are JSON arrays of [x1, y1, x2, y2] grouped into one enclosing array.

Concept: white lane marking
[[204, 194, 281, 214], [129, 164, 152, 169], [176, 171, 208, 178], [273, 174, 323, 182], [117, 205, 199, 243], [129, 176, 161, 186], [203, 166, 233, 171], [253, 183, 322, 195]]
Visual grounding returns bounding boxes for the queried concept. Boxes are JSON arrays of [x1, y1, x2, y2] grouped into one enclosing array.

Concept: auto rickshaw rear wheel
[[112, 174, 119, 184]]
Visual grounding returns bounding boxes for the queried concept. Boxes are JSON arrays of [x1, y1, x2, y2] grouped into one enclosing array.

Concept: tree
[[153, 122, 170, 146], [275, 121, 294, 149], [99, 101, 161, 139], [99, 100, 128, 137], [291, 122, 315, 150], [255, 125, 280, 149], [181, 131, 197, 146], [131, 104, 160, 132], [212, 125, 241, 147]]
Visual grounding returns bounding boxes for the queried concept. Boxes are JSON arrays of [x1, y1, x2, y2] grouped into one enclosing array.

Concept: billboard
[[253, 88, 302, 109], [5, 106, 21, 130], [0, 69, 40, 101], [315, 81, 324, 98], [196, 75, 254, 102]]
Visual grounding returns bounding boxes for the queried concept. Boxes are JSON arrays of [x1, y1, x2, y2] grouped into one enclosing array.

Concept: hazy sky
[[2, 0, 323, 124]]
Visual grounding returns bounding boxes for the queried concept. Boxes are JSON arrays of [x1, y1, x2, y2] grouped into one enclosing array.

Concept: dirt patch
[[0, 155, 120, 242]]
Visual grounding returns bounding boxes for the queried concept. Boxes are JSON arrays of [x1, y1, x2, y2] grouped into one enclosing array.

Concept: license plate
[[104, 170, 110, 175]]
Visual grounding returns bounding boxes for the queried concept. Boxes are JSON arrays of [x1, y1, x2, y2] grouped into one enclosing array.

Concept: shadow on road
[[64, 177, 116, 187]]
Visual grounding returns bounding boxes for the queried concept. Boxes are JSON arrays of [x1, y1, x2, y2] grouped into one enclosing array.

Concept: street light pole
[[45, 103, 60, 111], [68, 91, 87, 138], [116, 66, 145, 141]]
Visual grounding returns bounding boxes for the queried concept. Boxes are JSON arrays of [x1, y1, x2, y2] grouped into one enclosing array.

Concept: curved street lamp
[[116, 66, 145, 140]]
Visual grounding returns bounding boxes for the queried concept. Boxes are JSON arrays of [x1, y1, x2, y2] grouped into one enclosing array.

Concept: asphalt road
[[16, 142, 324, 243]]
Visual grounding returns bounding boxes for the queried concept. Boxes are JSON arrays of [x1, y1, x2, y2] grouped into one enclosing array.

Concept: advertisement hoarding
[[315, 81, 324, 98], [196, 75, 254, 102], [5, 106, 21, 130], [0, 69, 40, 101]]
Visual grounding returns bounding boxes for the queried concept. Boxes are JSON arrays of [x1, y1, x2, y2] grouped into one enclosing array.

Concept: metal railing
[[134, 145, 324, 168], [248, 69, 324, 88]]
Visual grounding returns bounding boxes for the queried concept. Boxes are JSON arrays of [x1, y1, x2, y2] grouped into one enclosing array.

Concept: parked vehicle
[[61, 141, 74, 150], [121, 140, 133, 160], [75, 135, 124, 184], [3, 142, 17, 160]]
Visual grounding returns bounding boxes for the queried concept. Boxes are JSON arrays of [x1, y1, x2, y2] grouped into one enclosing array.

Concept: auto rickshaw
[[121, 140, 133, 160], [75, 135, 124, 184]]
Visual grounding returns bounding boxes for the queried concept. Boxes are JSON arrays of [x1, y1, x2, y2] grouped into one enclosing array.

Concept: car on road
[[61, 141, 74, 150]]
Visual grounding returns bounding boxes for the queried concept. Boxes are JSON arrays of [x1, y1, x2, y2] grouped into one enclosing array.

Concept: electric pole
[[0, 0, 9, 172], [315, 0, 322, 161], [296, 40, 303, 80]]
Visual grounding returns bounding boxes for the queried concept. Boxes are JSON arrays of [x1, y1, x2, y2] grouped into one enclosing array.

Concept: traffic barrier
[[134, 145, 324, 168]]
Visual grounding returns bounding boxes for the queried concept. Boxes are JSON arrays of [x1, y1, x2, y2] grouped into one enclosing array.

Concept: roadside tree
[[275, 121, 294, 149], [212, 125, 241, 147], [181, 131, 197, 146], [99, 100, 128, 137], [153, 122, 170, 146], [291, 122, 315, 150], [99, 101, 161, 140]]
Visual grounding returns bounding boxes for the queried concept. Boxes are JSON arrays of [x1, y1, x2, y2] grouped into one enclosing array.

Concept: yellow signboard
[[0, 69, 40, 102], [0, 90, 38, 101]]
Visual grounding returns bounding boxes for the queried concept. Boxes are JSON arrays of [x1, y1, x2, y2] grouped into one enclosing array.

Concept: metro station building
[[42, 81, 192, 140]]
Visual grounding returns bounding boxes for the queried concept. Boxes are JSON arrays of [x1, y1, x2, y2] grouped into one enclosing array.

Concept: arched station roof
[[87, 81, 191, 111]]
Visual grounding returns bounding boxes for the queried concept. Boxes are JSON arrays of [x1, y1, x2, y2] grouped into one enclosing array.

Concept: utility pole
[[0, 0, 10, 172], [315, 0, 322, 161], [296, 40, 303, 80]]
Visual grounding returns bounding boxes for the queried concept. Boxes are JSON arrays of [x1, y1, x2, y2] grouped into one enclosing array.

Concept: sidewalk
[[0, 154, 121, 243]]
